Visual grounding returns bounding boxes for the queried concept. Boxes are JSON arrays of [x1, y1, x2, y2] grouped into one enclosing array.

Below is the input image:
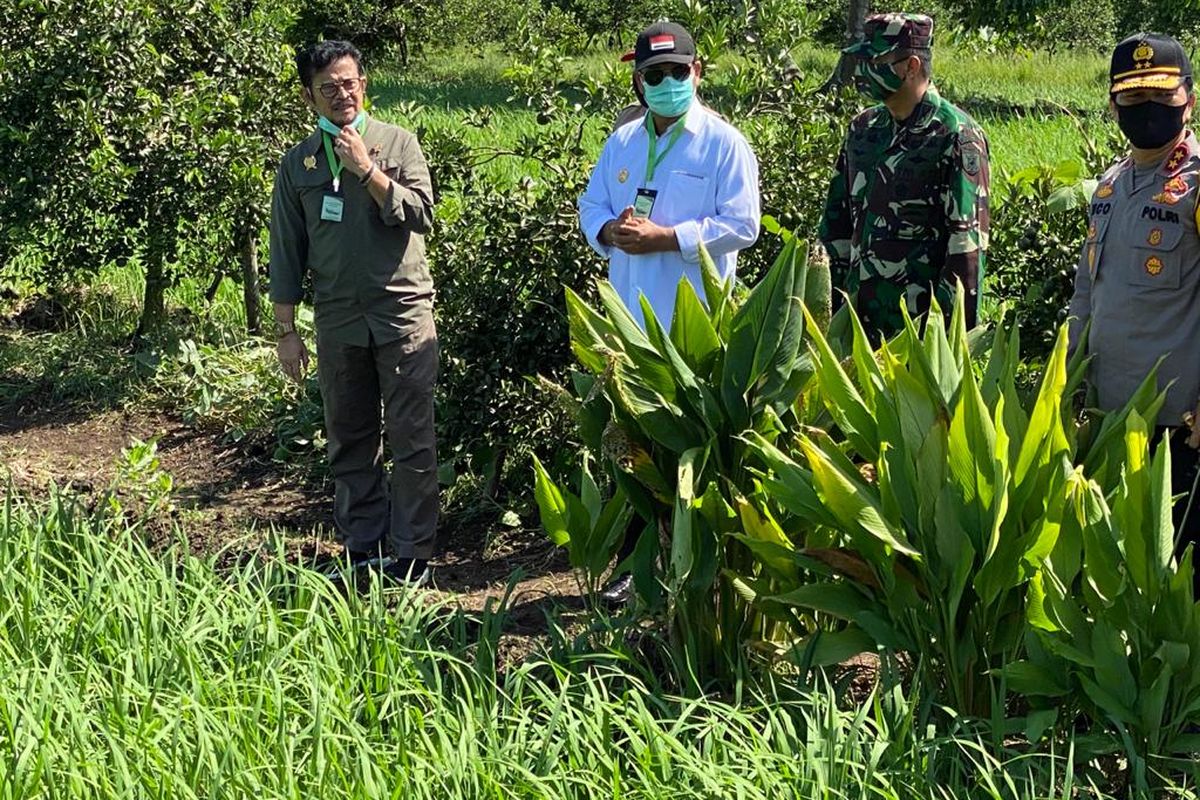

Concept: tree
[[818, 0, 869, 92], [0, 0, 307, 341]]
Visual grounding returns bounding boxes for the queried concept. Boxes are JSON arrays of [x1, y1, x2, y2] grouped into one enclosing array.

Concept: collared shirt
[[578, 101, 760, 327], [1068, 131, 1200, 425], [819, 86, 990, 339], [269, 117, 435, 346]]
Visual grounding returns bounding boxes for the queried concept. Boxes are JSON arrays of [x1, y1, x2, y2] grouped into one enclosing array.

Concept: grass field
[[374, 43, 1115, 178], [0, 488, 1135, 799]]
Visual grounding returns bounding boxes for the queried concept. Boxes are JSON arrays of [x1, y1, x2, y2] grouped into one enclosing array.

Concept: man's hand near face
[[333, 126, 372, 177]]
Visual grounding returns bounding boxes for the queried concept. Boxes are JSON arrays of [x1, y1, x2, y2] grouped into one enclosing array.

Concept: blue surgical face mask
[[642, 76, 694, 118], [317, 111, 366, 135]]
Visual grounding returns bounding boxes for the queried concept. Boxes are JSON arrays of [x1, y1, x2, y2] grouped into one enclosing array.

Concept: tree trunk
[[204, 271, 225, 304], [239, 225, 261, 337], [819, 0, 870, 92], [134, 253, 168, 345]]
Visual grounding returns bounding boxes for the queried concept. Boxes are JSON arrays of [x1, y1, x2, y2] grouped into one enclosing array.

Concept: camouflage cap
[[843, 13, 934, 60]]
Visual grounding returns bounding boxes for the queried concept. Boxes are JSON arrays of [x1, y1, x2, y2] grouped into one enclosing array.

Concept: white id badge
[[320, 194, 344, 223], [633, 188, 658, 219]]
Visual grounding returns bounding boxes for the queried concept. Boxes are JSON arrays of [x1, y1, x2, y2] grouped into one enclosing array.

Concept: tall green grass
[[0, 487, 1139, 799], [374, 44, 1113, 178]]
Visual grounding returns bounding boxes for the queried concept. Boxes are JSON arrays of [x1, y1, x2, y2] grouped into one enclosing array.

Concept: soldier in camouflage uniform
[[819, 13, 990, 341]]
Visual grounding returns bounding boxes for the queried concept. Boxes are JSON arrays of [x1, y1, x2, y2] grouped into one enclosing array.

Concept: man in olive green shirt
[[269, 40, 437, 585]]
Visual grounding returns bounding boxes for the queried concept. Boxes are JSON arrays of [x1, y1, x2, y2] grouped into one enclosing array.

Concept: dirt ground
[[0, 396, 584, 650]]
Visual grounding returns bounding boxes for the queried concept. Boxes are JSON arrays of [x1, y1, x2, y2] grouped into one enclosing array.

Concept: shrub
[[0, 0, 306, 340], [537, 236, 833, 689]]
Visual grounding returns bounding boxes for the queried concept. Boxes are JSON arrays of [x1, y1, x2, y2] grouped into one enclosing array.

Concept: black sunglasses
[[640, 64, 693, 86]]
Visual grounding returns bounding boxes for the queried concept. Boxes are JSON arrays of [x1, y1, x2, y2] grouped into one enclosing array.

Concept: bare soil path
[[0, 399, 583, 648]]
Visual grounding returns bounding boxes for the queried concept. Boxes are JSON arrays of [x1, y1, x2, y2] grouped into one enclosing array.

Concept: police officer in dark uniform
[[1068, 33, 1200, 544]]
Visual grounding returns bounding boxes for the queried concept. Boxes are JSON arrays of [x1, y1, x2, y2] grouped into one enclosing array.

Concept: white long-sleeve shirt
[[578, 101, 761, 327]]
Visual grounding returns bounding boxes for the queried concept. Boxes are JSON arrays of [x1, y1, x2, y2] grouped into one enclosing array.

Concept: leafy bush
[[420, 113, 604, 485], [986, 125, 1121, 359], [1012, 412, 1200, 793], [287, 0, 433, 65], [536, 236, 833, 689], [0, 0, 306, 340]]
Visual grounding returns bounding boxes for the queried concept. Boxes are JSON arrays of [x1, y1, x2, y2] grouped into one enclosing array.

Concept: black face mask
[[1116, 101, 1188, 149]]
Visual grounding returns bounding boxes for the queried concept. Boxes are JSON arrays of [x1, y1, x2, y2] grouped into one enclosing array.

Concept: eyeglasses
[[315, 77, 364, 99], [640, 64, 692, 86]]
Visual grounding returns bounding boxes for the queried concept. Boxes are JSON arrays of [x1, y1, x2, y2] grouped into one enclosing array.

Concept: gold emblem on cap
[[303, 155, 317, 171], [1145, 255, 1164, 276], [1096, 183, 1114, 199], [1134, 42, 1154, 67], [618, 168, 629, 184], [1148, 228, 1164, 246]]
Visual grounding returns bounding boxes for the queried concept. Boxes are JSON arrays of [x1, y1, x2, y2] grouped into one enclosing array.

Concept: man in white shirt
[[577, 21, 760, 604], [578, 21, 761, 330]]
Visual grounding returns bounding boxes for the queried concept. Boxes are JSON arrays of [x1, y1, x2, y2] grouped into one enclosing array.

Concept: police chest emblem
[[1096, 183, 1114, 199], [303, 155, 317, 171], [1145, 255, 1165, 276], [1148, 227, 1164, 246], [618, 168, 629, 184], [1153, 175, 1191, 205]]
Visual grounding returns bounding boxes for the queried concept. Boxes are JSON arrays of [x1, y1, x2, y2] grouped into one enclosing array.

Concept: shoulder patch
[[957, 129, 985, 177], [962, 146, 981, 176]]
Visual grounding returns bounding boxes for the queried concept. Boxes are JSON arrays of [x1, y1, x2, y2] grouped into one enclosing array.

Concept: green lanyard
[[320, 115, 368, 192], [644, 113, 687, 185]]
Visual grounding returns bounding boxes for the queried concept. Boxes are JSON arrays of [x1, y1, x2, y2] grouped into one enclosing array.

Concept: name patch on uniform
[[1091, 202, 1111, 217], [1142, 206, 1180, 223]]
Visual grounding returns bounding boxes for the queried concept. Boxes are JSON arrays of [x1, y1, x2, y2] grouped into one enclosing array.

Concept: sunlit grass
[[0, 487, 1139, 799]]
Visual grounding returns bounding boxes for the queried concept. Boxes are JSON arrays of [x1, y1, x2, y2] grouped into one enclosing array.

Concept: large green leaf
[[1012, 326, 1070, 506], [805, 307, 880, 461], [610, 359, 702, 454], [746, 433, 840, 527], [754, 239, 811, 412], [721, 237, 801, 429], [670, 278, 722, 376], [698, 241, 731, 329], [670, 447, 707, 587], [641, 294, 723, 431], [786, 626, 877, 668], [947, 360, 997, 542], [996, 660, 1071, 697], [799, 437, 918, 558], [765, 582, 877, 620], [565, 286, 622, 375], [533, 455, 572, 547]]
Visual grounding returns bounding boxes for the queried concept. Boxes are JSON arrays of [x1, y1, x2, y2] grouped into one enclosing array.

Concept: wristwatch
[[275, 320, 296, 338]]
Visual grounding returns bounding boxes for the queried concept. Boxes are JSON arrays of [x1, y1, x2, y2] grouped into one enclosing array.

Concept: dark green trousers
[[316, 316, 438, 560]]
